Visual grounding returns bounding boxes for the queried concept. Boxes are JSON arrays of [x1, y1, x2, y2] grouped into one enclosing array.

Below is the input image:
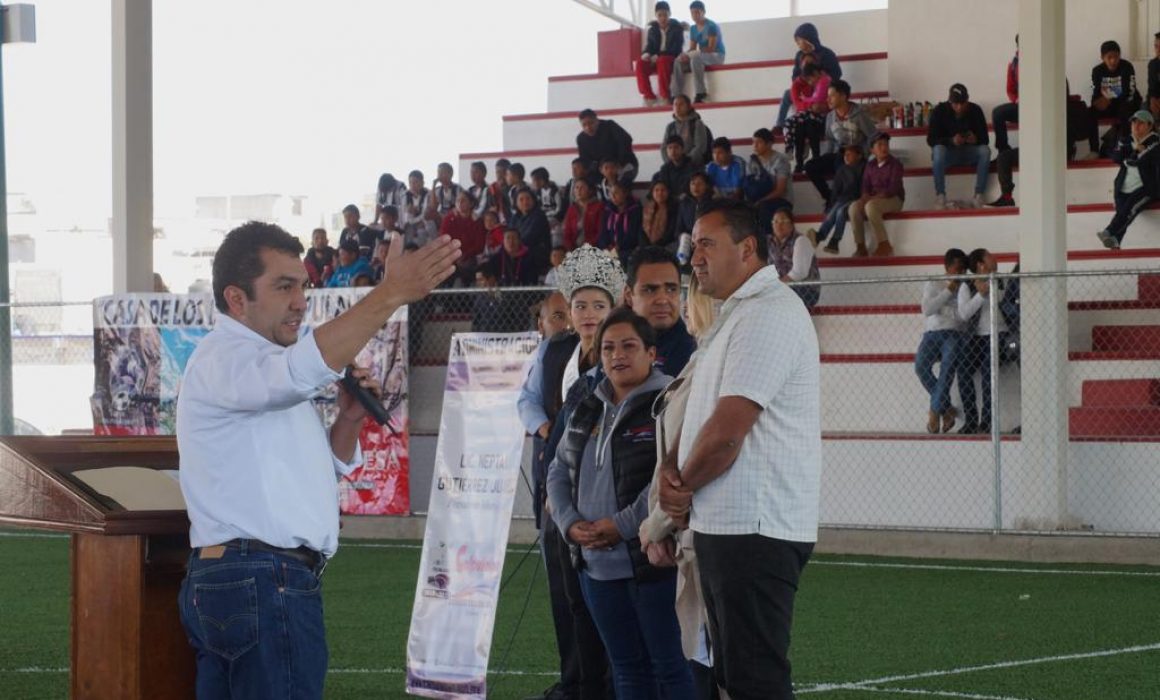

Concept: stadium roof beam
[[571, 0, 649, 28]]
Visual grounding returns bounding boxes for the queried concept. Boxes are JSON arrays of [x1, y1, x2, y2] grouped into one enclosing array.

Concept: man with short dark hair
[[428, 162, 463, 220], [577, 109, 639, 187], [491, 159, 512, 223], [672, 0, 726, 103], [401, 170, 437, 247], [1089, 40, 1141, 156], [303, 228, 335, 288], [659, 199, 819, 700], [178, 223, 460, 698], [339, 204, 377, 259], [654, 135, 699, 200], [326, 239, 374, 288], [636, 1, 684, 106], [469, 161, 495, 219], [625, 246, 696, 376], [928, 83, 990, 209]]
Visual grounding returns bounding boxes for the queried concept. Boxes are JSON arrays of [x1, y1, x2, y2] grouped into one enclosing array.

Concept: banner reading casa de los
[[90, 290, 412, 515]]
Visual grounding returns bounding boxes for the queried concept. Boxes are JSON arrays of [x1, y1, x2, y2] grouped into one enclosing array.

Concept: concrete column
[[111, 0, 153, 293], [1012, 0, 1072, 529]]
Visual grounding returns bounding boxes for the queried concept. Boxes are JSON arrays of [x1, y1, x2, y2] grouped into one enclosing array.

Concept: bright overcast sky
[[3, 0, 882, 224]]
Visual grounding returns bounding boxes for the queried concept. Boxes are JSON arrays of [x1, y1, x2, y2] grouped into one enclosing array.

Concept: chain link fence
[[4, 268, 1158, 535]]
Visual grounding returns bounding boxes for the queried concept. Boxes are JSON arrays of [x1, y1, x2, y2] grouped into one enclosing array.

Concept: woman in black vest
[[548, 308, 695, 700]]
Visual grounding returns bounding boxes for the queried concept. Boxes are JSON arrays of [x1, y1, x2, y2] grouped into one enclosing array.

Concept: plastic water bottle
[[677, 233, 693, 266]]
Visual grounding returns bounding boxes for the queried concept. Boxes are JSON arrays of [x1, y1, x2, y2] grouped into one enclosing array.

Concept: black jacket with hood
[[792, 23, 843, 81], [644, 19, 684, 57]]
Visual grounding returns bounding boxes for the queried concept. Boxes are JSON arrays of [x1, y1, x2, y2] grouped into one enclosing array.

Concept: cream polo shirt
[[680, 266, 822, 542]]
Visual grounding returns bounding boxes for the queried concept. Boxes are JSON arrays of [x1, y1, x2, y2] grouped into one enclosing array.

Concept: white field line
[[843, 687, 1032, 700], [798, 642, 1160, 694]]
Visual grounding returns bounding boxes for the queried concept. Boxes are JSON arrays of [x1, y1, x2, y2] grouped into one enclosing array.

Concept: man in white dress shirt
[[176, 221, 459, 699], [658, 199, 821, 700]]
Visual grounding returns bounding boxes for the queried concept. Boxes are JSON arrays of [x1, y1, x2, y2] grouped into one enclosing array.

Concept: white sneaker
[[972, 193, 985, 209], [934, 194, 947, 210]]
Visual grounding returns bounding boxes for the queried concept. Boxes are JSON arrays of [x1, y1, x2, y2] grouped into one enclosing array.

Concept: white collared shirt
[[177, 314, 361, 557], [680, 266, 822, 542]]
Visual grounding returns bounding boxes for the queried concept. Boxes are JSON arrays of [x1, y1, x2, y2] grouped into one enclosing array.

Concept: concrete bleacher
[[418, 6, 1160, 524]]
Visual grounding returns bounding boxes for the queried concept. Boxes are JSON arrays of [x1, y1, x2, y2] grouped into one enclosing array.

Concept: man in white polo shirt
[[659, 199, 821, 700], [176, 221, 460, 699]]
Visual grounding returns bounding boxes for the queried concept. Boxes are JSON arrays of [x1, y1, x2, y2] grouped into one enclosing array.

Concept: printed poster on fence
[[406, 332, 540, 699], [90, 290, 412, 515]]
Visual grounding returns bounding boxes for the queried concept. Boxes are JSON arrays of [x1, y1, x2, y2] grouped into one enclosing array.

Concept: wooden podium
[[0, 436, 195, 699]]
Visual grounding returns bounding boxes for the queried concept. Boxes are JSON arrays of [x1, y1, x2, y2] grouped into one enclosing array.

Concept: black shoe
[[958, 423, 979, 435], [987, 195, 1015, 207], [978, 422, 992, 434], [693, 93, 708, 103]]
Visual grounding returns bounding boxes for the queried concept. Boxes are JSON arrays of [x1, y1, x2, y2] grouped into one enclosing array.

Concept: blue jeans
[[178, 543, 328, 700], [816, 198, 852, 245], [931, 144, 991, 196], [915, 329, 960, 413], [776, 88, 793, 127], [579, 570, 695, 700]]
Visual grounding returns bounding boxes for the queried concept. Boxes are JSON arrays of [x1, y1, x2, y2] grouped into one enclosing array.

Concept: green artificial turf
[[2, 531, 1159, 699]]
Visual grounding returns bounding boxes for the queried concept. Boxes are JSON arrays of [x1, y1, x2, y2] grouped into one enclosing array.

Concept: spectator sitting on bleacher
[[468, 161, 494, 220], [564, 178, 606, 250], [577, 108, 639, 186], [326, 238, 373, 288], [440, 191, 487, 287], [506, 163, 529, 217], [662, 95, 713, 167], [490, 228, 538, 287], [1088, 40, 1141, 157], [375, 173, 404, 222], [1097, 110, 1160, 250], [599, 183, 644, 266], [993, 35, 1019, 153], [401, 170, 437, 248], [805, 78, 876, 205], [672, 1, 725, 104], [511, 188, 552, 278], [544, 246, 567, 288], [769, 207, 820, 309], [928, 83, 990, 209], [636, 1, 684, 106], [747, 127, 795, 235], [784, 61, 831, 172], [373, 205, 403, 241], [303, 227, 335, 288], [705, 136, 745, 199], [808, 143, 864, 255], [677, 171, 714, 240], [481, 210, 504, 262], [531, 167, 566, 245], [338, 204, 378, 260], [916, 248, 969, 434], [491, 158, 511, 224], [849, 131, 903, 258], [560, 157, 593, 216], [654, 135, 699, 201], [429, 162, 462, 220], [642, 180, 679, 250], [597, 158, 620, 203], [776, 22, 843, 135], [472, 266, 528, 333], [1149, 33, 1160, 120]]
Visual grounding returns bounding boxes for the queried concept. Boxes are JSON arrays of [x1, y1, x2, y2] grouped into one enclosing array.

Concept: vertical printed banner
[[406, 332, 540, 699], [90, 290, 411, 515]]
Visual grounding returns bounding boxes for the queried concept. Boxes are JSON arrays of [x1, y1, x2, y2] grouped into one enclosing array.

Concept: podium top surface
[[0, 436, 188, 536]]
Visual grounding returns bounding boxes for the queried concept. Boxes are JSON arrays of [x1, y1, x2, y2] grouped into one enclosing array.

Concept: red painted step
[[1139, 275, 1160, 303], [1069, 406, 1160, 437], [1081, 379, 1160, 408], [1091, 325, 1160, 353]]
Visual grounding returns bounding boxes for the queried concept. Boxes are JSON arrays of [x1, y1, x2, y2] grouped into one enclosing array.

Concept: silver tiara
[[556, 244, 627, 301]]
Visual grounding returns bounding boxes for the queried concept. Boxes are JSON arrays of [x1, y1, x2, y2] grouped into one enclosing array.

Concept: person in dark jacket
[[636, 1, 684, 105], [1089, 40, 1142, 157], [1149, 32, 1160, 117], [303, 228, 335, 287], [510, 188, 552, 278], [662, 96, 714, 167], [809, 143, 864, 255], [547, 308, 694, 700], [1097, 110, 1160, 249], [599, 184, 644, 267], [775, 22, 843, 132], [624, 246, 696, 377], [677, 172, 713, 241], [927, 83, 991, 209], [654, 135, 699, 201], [577, 109, 639, 187], [490, 228, 538, 286], [471, 266, 528, 333]]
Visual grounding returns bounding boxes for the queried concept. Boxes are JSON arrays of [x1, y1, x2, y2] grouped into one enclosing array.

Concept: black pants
[[992, 102, 1019, 151], [542, 520, 610, 699], [1107, 187, 1154, 244], [996, 147, 1018, 196], [1089, 96, 1140, 154], [803, 152, 840, 205], [695, 532, 813, 700]]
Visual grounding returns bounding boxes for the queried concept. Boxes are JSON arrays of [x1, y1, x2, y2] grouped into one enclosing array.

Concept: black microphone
[[341, 366, 391, 426]]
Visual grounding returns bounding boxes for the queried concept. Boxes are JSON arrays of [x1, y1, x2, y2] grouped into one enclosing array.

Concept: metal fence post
[[989, 271, 1002, 532]]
